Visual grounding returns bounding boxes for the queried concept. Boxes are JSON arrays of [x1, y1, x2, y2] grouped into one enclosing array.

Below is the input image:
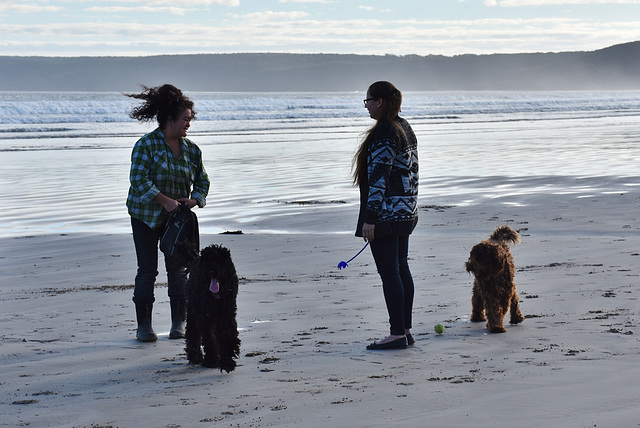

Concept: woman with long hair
[[126, 84, 210, 342], [354, 81, 419, 350]]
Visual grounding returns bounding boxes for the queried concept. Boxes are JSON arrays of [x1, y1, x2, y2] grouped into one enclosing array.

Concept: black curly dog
[[185, 244, 241, 372]]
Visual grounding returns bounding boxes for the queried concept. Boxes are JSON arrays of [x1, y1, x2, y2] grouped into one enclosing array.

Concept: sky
[[1, 0, 640, 57]]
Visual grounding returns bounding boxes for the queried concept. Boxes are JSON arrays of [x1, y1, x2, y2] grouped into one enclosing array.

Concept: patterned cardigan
[[356, 116, 419, 238]]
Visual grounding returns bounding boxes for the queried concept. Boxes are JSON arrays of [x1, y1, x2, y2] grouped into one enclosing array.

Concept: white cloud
[[487, 0, 640, 5], [278, 0, 335, 3], [86, 6, 189, 15], [66, 0, 239, 5], [3, 16, 639, 56], [235, 11, 310, 21], [2, 3, 640, 57], [0, 2, 63, 13]]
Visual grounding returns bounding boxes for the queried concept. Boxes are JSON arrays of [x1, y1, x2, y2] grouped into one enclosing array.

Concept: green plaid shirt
[[126, 127, 210, 229]]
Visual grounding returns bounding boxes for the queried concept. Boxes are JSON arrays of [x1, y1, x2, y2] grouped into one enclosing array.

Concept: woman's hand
[[362, 223, 375, 242], [178, 198, 198, 209], [161, 199, 180, 213], [155, 193, 198, 212], [154, 193, 181, 213]]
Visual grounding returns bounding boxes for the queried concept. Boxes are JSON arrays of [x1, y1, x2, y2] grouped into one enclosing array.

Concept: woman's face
[[364, 91, 382, 120], [165, 108, 192, 139]]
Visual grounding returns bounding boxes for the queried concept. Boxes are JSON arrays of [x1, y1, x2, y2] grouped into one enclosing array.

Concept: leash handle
[[337, 242, 369, 269]]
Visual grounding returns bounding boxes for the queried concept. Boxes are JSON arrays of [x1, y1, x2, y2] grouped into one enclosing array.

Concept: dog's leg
[[185, 308, 204, 364], [509, 290, 525, 325], [485, 296, 507, 333], [201, 325, 220, 369], [470, 281, 486, 322], [217, 320, 241, 373]]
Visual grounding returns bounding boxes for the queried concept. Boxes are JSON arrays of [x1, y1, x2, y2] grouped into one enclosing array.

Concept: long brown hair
[[126, 84, 196, 129], [352, 81, 403, 186]]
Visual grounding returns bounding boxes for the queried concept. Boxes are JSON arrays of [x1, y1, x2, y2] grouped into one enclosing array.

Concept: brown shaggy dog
[[465, 226, 524, 333], [185, 244, 241, 372]]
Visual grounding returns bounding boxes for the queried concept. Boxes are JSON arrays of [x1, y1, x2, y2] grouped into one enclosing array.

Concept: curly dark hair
[[126, 84, 196, 129]]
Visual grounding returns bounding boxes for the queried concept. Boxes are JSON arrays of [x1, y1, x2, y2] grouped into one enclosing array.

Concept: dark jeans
[[131, 217, 187, 304], [370, 235, 414, 336]]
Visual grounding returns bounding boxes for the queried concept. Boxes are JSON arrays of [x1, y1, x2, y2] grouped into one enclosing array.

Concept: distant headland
[[1, 41, 639, 92]]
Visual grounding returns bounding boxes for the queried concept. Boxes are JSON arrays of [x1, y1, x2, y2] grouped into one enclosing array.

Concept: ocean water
[[1, 90, 640, 238]]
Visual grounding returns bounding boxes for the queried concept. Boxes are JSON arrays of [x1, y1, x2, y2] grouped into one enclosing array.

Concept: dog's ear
[[490, 246, 508, 275], [220, 245, 231, 258], [216, 246, 234, 268], [468, 243, 506, 278]]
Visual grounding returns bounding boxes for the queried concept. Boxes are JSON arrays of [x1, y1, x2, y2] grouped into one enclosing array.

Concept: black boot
[[169, 300, 186, 339], [135, 302, 157, 342]]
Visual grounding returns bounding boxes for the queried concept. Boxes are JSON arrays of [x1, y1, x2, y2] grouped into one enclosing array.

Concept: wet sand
[[2, 189, 640, 427]]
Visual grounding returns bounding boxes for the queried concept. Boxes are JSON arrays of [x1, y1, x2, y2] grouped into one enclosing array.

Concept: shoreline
[[4, 171, 640, 240], [2, 191, 640, 426]]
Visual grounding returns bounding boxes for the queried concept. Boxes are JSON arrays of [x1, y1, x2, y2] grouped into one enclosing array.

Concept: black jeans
[[131, 217, 187, 304], [370, 235, 414, 336]]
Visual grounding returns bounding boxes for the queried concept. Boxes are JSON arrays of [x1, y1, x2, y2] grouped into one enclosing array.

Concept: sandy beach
[[2, 188, 640, 427]]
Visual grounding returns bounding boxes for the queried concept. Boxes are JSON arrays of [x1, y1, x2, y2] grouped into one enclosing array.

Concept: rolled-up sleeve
[[191, 156, 210, 208], [129, 142, 160, 203]]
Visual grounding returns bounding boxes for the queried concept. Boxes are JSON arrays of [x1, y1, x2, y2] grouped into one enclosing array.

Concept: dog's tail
[[489, 226, 520, 245]]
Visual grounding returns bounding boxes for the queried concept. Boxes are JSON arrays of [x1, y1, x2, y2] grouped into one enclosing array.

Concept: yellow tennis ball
[[434, 323, 445, 334]]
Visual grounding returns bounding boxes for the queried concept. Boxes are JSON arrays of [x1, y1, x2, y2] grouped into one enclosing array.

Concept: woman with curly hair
[[126, 84, 210, 342]]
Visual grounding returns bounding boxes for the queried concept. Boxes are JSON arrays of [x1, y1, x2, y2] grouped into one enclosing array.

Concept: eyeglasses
[[363, 98, 376, 106]]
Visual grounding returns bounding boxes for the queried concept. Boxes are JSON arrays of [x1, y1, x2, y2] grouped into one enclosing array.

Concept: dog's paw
[[510, 314, 525, 325], [186, 350, 204, 365], [470, 315, 486, 322], [202, 359, 220, 369], [489, 325, 507, 333], [219, 359, 237, 373]]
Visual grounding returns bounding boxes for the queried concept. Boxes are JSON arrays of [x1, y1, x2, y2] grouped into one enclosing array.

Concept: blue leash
[[337, 242, 369, 270]]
